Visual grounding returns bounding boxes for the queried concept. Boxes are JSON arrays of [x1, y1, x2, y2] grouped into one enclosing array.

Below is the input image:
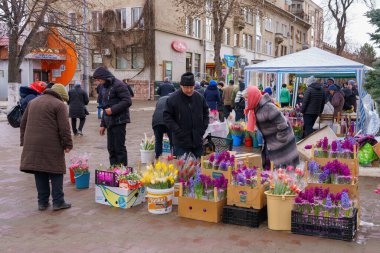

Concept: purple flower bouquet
[[204, 151, 235, 171]]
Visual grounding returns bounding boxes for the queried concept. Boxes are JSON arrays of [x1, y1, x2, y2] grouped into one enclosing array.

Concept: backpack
[[7, 104, 24, 128]]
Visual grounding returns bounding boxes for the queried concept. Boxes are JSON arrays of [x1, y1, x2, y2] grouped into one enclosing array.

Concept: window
[[185, 17, 192, 35], [265, 17, 272, 32], [193, 19, 201, 38], [163, 61, 173, 81], [256, 15, 261, 36], [233, 33, 239, 47], [206, 18, 212, 41], [224, 28, 230, 45], [265, 41, 272, 56], [282, 24, 288, 37], [242, 34, 247, 48], [47, 14, 57, 24], [68, 13, 77, 26], [245, 8, 253, 24], [116, 8, 127, 30], [256, 35, 261, 52], [303, 32, 306, 43], [92, 11, 102, 31], [297, 4, 301, 9], [276, 21, 280, 33], [186, 52, 192, 73], [194, 53, 201, 75], [247, 35, 252, 50], [132, 7, 143, 27], [92, 50, 103, 69], [132, 47, 144, 69], [296, 30, 302, 43], [281, 45, 287, 56], [116, 48, 128, 69]]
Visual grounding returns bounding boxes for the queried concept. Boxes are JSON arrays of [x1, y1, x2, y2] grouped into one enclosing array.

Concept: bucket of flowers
[[140, 133, 155, 164], [73, 164, 90, 189], [68, 154, 90, 184], [141, 161, 178, 214], [229, 122, 244, 146], [265, 165, 306, 230], [178, 167, 228, 223], [291, 187, 357, 241]]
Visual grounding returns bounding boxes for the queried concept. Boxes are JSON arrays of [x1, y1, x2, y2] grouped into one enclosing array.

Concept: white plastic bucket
[[140, 150, 155, 164], [147, 187, 174, 214]]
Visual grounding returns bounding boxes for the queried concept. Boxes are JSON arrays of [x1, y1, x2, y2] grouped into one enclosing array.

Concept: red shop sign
[[171, 41, 187, 53]]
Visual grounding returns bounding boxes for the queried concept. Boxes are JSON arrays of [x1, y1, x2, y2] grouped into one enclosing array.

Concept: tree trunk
[[214, 30, 223, 81], [7, 31, 21, 109]]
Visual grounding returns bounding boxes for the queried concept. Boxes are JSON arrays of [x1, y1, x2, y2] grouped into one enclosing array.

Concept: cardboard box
[[95, 184, 146, 208], [306, 181, 359, 200], [310, 157, 359, 177], [235, 154, 262, 168], [372, 142, 380, 158], [227, 183, 268, 209], [178, 196, 226, 223]]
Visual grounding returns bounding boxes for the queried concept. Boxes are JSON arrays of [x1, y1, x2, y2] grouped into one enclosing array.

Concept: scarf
[[244, 86, 262, 132]]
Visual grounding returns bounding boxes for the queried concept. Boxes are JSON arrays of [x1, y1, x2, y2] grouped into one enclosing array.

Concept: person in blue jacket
[[19, 81, 47, 111], [203, 80, 220, 110]]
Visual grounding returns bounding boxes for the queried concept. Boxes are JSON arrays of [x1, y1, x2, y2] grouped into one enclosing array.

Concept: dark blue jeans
[[174, 146, 203, 158], [34, 172, 64, 206], [153, 125, 172, 158]]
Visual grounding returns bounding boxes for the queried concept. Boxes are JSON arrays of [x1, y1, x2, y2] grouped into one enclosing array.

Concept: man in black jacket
[[157, 77, 175, 97], [164, 72, 209, 158], [301, 76, 325, 137], [152, 95, 172, 158], [93, 67, 132, 166]]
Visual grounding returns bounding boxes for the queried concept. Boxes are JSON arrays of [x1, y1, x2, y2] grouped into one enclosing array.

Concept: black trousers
[[34, 172, 64, 206], [107, 123, 128, 166], [303, 114, 319, 138], [224, 105, 232, 119], [71, 118, 86, 134], [153, 125, 172, 158]]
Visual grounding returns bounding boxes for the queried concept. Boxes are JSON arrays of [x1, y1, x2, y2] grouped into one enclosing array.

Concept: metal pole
[[82, 0, 90, 94]]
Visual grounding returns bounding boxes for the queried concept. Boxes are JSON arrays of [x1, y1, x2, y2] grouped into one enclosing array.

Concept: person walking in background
[[152, 95, 173, 158], [204, 80, 220, 111], [164, 72, 209, 158], [222, 80, 234, 119], [157, 77, 175, 97], [329, 85, 345, 117], [94, 67, 132, 166], [68, 83, 89, 136], [301, 76, 325, 137], [217, 82, 225, 121], [20, 84, 73, 211], [123, 79, 135, 98], [279, 83, 291, 107], [234, 82, 246, 121], [19, 81, 47, 111], [96, 83, 105, 119], [194, 81, 205, 96]]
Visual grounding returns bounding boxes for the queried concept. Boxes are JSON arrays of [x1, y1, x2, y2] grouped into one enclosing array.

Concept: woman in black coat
[[68, 84, 89, 136]]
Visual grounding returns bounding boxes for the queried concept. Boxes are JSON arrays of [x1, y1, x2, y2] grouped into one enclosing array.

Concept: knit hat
[[51, 83, 69, 102], [180, 72, 195, 86], [29, 81, 47, 93], [209, 80, 217, 86], [263, 87, 273, 95], [348, 80, 355, 85], [328, 85, 338, 91], [327, 77, 335, 83]]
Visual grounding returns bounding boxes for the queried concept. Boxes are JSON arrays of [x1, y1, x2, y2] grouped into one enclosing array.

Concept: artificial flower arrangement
[[229, 121, 245, 136], [305, 137, 356, 159], [69, 154, 90, 174], [231, 162, 269, 188], [180, 167, 228, 201], [294, 187, 354, 218], [140, 161, 178, 189], [307, 160, 353, 185], [267, 166, 306, 195], [209, 109, 219, 123], [203, 151, 235, 171], [140, 133, 155, 151]]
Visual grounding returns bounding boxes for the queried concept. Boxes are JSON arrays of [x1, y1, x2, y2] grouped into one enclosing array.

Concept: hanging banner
[[224, 55, 237, 68]]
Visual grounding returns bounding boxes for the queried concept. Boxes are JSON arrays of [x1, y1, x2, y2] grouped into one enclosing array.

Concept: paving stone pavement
[[0, 100, 379, 253]]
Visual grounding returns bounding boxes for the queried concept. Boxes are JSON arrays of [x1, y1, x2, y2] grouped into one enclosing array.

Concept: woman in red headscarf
[[19, 81, 47, 111], [244, 86, 299, 168]]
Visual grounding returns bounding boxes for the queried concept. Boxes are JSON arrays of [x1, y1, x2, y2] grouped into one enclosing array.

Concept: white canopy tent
[[244, 47, 373, 133]]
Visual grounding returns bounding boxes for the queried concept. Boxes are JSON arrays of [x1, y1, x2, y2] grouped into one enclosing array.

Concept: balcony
[[275, 33, 284, 44], [233, 16, 245, 31], [233, 46, 241, 56]]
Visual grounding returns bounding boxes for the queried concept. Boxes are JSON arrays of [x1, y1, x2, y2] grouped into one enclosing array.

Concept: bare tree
[[174, 0, 263, 81], [326, 0, 374, 56], [0, 0, 87, 108]]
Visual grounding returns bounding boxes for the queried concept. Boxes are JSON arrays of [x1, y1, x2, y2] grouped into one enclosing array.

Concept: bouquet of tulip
[[69, 154, 90, 174], [291, 119, 304, 140], [267, 166, 306, 195], [308, 160, 353, 184], [140, 133, 155, 151], [231, 162, 269, 188], [294, 187, 354, 218], [180, 168, 228, 201], [141, 161, 178, 189], [229, 122, 245, 136], [203, 151, 235, 171], [176, 153, 199, 182]]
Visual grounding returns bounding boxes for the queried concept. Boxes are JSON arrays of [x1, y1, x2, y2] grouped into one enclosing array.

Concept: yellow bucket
[[265, 191, 296, 230]]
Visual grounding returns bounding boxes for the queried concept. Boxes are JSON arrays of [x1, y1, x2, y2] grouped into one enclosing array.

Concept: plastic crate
[[203, 134, 233, 155], [291, 208, 358, 241], [95, 170, 119, 187], [222, 205, 267, 228]]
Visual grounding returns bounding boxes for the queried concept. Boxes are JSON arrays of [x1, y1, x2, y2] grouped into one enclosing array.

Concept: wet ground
[[0, 100, 379, 253]]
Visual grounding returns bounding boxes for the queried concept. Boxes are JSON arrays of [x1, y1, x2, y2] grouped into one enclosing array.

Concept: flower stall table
[[203, 121, 229, 139]]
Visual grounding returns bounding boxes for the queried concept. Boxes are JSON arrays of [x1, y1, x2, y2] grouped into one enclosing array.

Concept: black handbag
[[7, 104, 24, 128]]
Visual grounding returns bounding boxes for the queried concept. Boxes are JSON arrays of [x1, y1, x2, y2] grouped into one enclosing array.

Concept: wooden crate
[[201, 155, 232, 180], [372, 142, 380, 158], [178, 186, 226, 223]]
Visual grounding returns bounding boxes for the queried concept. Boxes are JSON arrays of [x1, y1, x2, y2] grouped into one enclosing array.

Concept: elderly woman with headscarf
[[244, 86, 299, 168], [301, 76, 326, 137]]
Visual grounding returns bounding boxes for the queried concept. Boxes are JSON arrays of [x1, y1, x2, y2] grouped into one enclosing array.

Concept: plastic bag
[[358, 143, 379, 166]]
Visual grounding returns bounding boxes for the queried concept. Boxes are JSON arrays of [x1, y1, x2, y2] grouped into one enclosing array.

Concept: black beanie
[[180, 72, 195, 86]]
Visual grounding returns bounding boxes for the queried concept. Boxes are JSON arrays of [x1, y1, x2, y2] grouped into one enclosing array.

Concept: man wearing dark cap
[[163, 72, 209, 158], [93, 67, 132, 166]]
